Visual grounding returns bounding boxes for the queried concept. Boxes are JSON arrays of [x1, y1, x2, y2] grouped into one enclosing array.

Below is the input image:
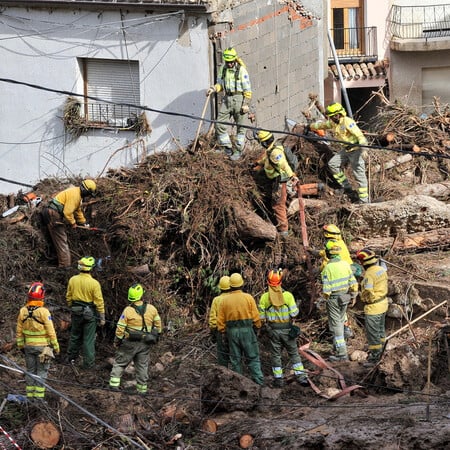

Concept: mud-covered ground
[[0, 136, 449, 449]]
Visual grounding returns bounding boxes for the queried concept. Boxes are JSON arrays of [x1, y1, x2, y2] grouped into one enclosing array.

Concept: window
[[331, 0, 364, 56], [80, 58, 141, 128]]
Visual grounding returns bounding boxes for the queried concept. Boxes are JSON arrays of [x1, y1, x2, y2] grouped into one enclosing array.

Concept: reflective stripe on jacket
[[361, 264, 388, 315], [115, 301, 162, 339], [217, 290, 261, 333], [311, 116, 367, 146], [261, 143, 294, 181], [215, 64, 252, 98], [258, 291, 298, 323], [321, 257, 358, 297], [16, 305, 59, 351]]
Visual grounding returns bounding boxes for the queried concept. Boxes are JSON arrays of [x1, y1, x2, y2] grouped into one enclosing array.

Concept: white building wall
[[0, 7, 210, 194]]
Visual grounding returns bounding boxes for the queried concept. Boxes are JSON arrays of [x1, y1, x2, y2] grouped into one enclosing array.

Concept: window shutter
[[86, 59, 140, 122]]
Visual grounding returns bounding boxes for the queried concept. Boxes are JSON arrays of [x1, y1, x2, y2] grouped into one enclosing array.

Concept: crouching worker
[[109, 284, 162, 394], [16, 282, 60, 400]]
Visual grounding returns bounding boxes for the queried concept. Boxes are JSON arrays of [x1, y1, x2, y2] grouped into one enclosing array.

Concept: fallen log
[[287, 198, 329, 216], [371, 154, 412, 173], [31, 421, 60, 449], [412, 181, 450, 201], [232, 204, 277, 241], [349, 227, 450, 253]]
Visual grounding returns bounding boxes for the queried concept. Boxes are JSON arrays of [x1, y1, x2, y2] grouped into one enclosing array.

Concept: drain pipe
[[327, 29, 353, 118]]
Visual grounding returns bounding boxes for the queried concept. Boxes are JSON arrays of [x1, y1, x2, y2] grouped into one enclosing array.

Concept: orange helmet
[[28, 282, 45, 300], [267, 268, 283, 286]]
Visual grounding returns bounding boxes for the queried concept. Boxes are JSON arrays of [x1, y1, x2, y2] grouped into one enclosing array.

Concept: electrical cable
[[1, 77, 449, 161], [0, 354, 148, 450]]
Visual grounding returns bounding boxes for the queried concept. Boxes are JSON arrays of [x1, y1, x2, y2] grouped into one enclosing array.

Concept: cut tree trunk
[[349, 227, 450, 253], [232, 204, 277, 241], [31, 421, 60, 449], [412, 181, 450, 201]]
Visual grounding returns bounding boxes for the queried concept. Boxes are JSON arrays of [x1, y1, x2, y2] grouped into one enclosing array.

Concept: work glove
[[206, 86, 215, 96], [240, 104, 250, 114], [113, 337, 123, 348], [82, 223, 90, 228]]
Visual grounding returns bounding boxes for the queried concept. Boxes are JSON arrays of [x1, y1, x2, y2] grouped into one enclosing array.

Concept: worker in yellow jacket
[[310, 103, 369, 203], [209, 276, 231, 367], [66, 256, 105, 369], [356, 249, 389, 366], [321, 241, 358, 362], [217, 273, 264, 385], [207, 47, 252, 160], [16, 282, 59, 400], [40, 179, 97, 268], [255, 130, 299, 237], [259, 269, 308, 388], [109, 283, 162, 394]]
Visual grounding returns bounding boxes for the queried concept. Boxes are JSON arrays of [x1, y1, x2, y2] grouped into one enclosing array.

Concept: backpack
[[283, 145, 299, 172]]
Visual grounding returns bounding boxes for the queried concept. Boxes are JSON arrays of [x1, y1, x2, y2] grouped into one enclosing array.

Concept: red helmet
[[28, 282, 45, 300], [267, 268, 283, 286], [356, 248, 378, 266]]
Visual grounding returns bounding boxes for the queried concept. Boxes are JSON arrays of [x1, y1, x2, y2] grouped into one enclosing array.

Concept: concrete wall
[[209, 0, 325, 132], [390, 48, 450, 107], [0, 6, 210, 194]]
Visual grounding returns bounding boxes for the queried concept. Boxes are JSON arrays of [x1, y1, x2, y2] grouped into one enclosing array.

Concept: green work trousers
[[365, 312, 386, 360], [67, 312, 97, 369], [226, 326, 264, 385], [326, 295, 348, 357], [214, 329, 229, 367], [216, 94, 246, 151], [24, 346, 49, 399], [109, 339, 151, 394]]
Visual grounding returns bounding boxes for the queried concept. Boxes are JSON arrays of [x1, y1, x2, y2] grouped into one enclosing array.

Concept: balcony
[[328, 27, 378, 64], [388, 4, 450, 51]]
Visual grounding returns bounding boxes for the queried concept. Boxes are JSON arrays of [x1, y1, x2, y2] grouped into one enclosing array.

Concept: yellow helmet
[[326, 102, 346, 117], [257, 130, 273, 143], [323, 224, 341, 238], [223, 47, 237, 62], [267, 268, 283, 286], [229, 273, 244, 288], [356, 248, 378, 266], [269, 148, 284, 164], [128, 283, 145, 302], [325, 240, 341, 255], [78, 256, 96, 272], [81, 179, 97, 197], [218, 276, 231, 291]]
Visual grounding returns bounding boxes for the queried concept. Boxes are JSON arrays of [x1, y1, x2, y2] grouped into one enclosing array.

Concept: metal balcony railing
[[328, 27, 378, 62], [83, 102, 141, 129], [388, 4, 450, 39]]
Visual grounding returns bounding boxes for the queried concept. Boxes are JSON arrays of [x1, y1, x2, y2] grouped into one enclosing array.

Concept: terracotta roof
[[328, 60, 388, 81], [0, 0, 209, 7]]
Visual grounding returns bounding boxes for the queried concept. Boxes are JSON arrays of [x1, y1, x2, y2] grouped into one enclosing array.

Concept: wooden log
[[31, 421, 60, 449], [202, 419, 218, 433], [232, 204, 277, 241], [371, 153, 412, 173], [287, 198, 329, 216], [378, 132, 396, 147], [412, 181, 450, 201], [349, 227, 450, 253]]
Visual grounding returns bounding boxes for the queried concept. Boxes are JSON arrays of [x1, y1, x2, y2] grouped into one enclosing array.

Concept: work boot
[[272, 378, 285, 388], [223, 147, 233, 157], [328, 355, 349, 362], [229, 151, 242, 161], [296, 375, 309, 386]]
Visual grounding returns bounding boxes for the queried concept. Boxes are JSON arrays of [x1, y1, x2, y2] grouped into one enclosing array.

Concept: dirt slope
[[0, 131, 449, 449]]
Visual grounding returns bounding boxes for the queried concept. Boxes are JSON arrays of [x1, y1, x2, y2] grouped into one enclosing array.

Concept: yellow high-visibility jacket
[[321, 256, 358, 298], [16, 304, 59, 351], [311, 116, 367, 147], [258, 143, 295, 182], [215, 62, 252, 99], [361, 264, 388, 315], [209, 292, 230, 330], [217, 290, 261, 333], [319, 237, 353, 271], [66, 272, 105, 315], [258, 290, 298, 324], [115, 301, 162, 339], [52, 186, 86, 226]]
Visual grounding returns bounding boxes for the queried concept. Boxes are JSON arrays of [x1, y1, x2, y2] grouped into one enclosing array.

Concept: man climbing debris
[[255, 130, 299, 238], [66, 256, 105, 369], [209, 276, 231, 367], [16, 282, 60, 400], [109, 283, 162, 394], [320, 241, 358, 362], [207, 47, 252, 160], [309, 103, 369, 203], [40, 179, 97, 268], [258, 269, 308, 388], [217, 273, 264, 385], [356, 249, 389, 367]]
